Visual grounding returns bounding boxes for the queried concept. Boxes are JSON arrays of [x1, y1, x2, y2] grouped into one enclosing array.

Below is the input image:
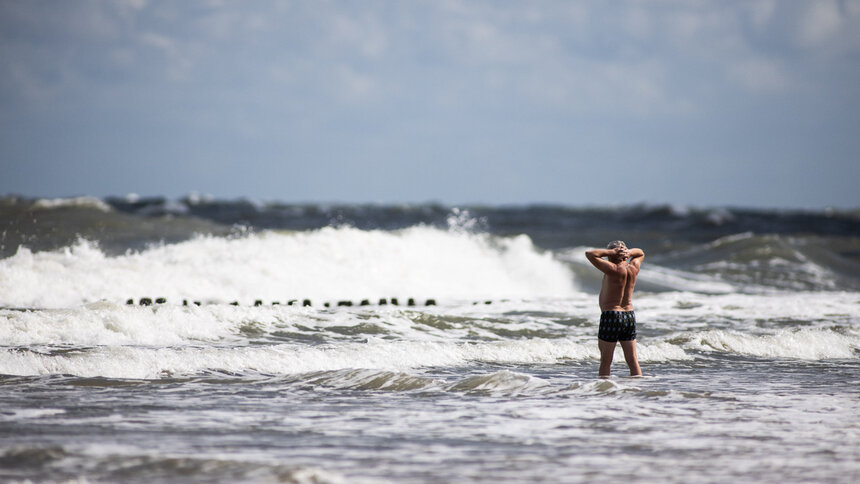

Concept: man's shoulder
[[604, 263, 628, 277]]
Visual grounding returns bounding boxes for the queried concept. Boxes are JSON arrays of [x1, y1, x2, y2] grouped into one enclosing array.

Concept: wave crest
[[0, 226, 578, 308]]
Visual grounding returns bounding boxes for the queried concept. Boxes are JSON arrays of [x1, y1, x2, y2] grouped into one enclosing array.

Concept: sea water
[[1, 197, 858, 483]]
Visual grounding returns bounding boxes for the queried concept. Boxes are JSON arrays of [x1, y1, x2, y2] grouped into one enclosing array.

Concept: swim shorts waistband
[[600, 310, 635, 317]]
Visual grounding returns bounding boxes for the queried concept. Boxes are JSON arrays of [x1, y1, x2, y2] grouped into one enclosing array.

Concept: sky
[[1, 0, 859, 208]]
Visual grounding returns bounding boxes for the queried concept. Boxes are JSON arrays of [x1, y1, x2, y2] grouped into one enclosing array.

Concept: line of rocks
[[126, 297, 451, 307]]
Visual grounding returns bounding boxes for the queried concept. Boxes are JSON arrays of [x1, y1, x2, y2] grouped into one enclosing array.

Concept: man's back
[[585, 245, 644, 311], [599, 261, 640, 311]]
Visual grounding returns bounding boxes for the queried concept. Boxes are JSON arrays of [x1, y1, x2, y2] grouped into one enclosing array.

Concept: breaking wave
[[0, 226, 578, 308]]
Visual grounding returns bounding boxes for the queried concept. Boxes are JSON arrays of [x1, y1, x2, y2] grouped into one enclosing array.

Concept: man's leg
[[598, 339, 616, 377], [619, 339, 642, 376]]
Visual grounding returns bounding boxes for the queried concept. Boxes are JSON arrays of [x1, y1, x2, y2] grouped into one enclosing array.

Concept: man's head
[[607, 240, 627, 250], [606, 240, 628, 262]]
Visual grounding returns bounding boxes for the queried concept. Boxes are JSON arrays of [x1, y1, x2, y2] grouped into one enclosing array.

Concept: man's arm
[[627, 248, 645, 269], [585, 249, 618, 274]]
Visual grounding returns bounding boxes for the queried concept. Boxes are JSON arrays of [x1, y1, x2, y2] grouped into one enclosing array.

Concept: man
[[585, 241, 645, 377]]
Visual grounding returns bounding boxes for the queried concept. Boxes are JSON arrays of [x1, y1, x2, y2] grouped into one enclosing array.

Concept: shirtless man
[[585, 241, 645, 377]]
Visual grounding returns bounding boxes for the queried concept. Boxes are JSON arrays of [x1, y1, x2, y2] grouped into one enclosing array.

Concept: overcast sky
[[1, 0, 858, 208]]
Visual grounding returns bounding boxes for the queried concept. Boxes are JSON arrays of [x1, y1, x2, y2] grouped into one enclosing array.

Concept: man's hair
[[607, 240, 627, 250]]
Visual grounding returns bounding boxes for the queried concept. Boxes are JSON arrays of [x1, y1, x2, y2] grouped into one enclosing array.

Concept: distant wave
[[3, 195, 859, 293], [31, 196, 112, 212]]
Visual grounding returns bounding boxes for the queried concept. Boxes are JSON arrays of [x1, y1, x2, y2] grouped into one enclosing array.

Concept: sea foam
[[0, 226, 578, 308], [681, 328, 860, 360], [30, 196, 113, 212], [0, 338, 685, 379]]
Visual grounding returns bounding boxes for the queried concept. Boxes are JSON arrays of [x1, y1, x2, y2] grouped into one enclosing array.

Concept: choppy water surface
[[1, 197, 858, 483]]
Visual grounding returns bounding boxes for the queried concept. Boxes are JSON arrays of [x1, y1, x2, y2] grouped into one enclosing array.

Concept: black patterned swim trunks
[[598, 310, 637, 342]]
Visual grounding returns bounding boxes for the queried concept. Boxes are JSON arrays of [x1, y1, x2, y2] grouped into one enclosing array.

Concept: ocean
[[1, 195, 858, 483]]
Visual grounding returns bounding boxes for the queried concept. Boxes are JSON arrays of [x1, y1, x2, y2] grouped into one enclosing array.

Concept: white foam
[[0, 337, 687, 379], [0, 304, 242, 346], [1, 300, 584, 348], [31, 196, 112, 212], [0, 226, 578, 308], [636, 341, 693, 362], [681, 328, 860, 359], [638, 291, 860, 330], [696, 258, 840, 291], [301, 369, 438, 391], [446, 370, 547, 394], [0, 408, 66, 421], [637, 265, 737, 293]]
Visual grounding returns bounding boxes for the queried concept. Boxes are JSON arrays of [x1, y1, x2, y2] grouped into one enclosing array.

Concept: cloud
[[334, 65, 378, 103], [0, 1, 842, 114], [800, 0, 842, 46], [727, 58, 790, 92], [327, 13, 388, 60], [747, 0, 777, 30], [1, 1, 858, 207], [139, 31, 174, 51]]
